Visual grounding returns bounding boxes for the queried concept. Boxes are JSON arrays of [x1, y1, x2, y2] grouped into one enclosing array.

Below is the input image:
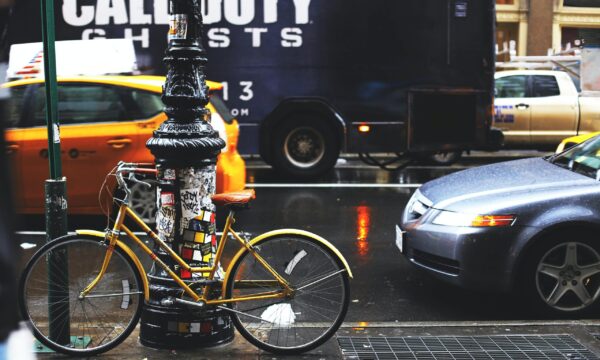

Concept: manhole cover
[[338, 335, 598, 360]]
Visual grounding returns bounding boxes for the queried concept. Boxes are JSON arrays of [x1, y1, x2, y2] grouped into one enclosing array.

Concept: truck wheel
[[429, 151, 462, 165], [414, 151, 462, 166], [272, 117, 339, 179]]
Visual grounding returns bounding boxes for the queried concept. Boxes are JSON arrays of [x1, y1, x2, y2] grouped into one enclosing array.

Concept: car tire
[[271, 115, 340, 179], [521, 232, 600, 315]]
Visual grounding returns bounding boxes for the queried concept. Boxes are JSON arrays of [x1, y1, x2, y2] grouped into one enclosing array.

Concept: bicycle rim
[[226, 235, 349, 354], [20, 236, 143, 356]]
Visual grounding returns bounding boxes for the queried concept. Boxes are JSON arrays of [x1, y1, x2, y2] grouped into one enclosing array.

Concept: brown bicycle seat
[[211, 189, 256, 208]]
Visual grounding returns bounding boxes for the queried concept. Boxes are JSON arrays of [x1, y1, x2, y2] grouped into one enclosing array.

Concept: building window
[[562, 27, 600, 47], [496, 23, 519, 60], [564, 0, 600, 7]]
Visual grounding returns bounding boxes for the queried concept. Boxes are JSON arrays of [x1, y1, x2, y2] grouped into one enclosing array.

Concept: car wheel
[[130, 180, 157, 224], [272, 116, 339, 179], [524, 236, 600, 314]]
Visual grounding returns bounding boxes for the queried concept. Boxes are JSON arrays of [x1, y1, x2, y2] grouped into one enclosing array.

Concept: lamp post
[[140, 0, 233, 348]]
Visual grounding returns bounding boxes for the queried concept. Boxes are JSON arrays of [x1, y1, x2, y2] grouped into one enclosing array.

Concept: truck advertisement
[[6, 0, 496, 177]]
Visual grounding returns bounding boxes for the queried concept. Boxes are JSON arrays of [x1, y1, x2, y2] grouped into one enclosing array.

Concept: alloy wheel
[[130, 180, 157, 224], [536, 242, 600, 312]]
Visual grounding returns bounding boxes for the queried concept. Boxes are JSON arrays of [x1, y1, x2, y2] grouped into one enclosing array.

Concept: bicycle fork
[[78, 231, 119, 299], [79, 205, 128, 299]]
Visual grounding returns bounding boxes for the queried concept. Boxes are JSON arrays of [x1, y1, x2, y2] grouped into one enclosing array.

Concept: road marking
[[248, 183, 422, 189], [339, 319, 600, 328], [247, 165, 471, 170]]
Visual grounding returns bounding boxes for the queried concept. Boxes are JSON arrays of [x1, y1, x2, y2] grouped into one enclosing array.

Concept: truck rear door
[[494, 74, 531, 146], [529, 74, 578, 146]]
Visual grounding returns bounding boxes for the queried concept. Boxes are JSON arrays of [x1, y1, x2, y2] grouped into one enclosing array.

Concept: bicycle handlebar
[[115, 162, 157, 198]]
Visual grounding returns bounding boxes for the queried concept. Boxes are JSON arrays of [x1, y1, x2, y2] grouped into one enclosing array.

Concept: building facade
[[496, 0, 600, 56]]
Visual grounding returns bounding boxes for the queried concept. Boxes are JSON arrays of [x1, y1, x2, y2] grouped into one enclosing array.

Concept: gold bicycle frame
[[80, 202, 292, 305]]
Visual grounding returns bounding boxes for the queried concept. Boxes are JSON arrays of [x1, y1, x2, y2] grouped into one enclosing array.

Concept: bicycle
[[19, 162, 352, 356]]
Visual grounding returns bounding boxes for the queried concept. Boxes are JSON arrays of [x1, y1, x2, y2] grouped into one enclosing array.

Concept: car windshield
[[549, 136, 600, 179]]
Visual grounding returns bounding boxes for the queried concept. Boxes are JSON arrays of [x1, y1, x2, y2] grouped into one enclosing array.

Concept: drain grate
[[338, 335, 599, 360]]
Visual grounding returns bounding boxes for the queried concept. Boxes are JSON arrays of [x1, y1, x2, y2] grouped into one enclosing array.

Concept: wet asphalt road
[[18, 151, 590, 325], [240, 153, 543, 324]]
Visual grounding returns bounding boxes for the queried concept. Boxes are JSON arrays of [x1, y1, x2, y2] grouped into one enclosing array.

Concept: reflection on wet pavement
[[355, 205, 371, 259]]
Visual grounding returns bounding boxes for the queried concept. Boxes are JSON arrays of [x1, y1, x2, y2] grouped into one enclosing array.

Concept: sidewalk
[[29, 320, 600, 359]]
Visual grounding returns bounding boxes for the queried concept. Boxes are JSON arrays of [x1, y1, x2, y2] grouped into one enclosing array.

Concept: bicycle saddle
[[211, 189, 256, 208]]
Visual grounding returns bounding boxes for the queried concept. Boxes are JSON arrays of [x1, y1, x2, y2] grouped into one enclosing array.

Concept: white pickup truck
[[494, 70, 600, 149]]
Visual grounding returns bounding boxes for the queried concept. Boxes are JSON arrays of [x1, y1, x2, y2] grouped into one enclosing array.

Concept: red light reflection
[[355, 205, 371, 257]]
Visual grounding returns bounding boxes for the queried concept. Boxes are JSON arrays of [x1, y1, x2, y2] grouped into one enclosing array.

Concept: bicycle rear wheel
[[225, 234, 350, 354], [19, 235, 144, 356]]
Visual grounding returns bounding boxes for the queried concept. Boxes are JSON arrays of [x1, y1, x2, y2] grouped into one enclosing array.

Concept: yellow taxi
[[556, 132, 600, 153], [3, 76, 246, 221]]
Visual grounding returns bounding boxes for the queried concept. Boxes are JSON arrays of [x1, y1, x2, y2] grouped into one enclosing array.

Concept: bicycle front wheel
[[225, 234, 350, 354], [19, 235, 144, 356]]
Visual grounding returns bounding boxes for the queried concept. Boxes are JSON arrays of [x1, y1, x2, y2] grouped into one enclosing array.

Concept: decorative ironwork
[[142, 0, 231, 349]]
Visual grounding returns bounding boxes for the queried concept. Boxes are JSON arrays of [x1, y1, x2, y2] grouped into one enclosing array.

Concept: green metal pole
[[41, 0, 70, 347], [41, 0, 61, 176]]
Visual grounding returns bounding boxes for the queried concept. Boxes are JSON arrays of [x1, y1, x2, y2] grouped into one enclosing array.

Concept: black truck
[[6, 0, 496, 178]]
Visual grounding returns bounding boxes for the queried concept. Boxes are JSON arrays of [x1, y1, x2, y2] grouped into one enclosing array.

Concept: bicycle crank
[[160, 297, 206, 308]]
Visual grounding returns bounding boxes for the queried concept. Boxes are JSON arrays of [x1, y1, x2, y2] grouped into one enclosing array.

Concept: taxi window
[[4, 86, 27, 128], [495, 75, 527, 98], [128, 89, 164, 119], [531, 75, 560, 97], [33, 84, 127, 126]]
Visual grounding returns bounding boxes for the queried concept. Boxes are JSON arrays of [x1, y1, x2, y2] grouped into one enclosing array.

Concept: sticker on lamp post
[[53, 123, 60, 143], [168, 14, 188, 41]]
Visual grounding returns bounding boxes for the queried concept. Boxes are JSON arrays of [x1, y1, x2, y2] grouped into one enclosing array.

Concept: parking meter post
[[41, 0, 70, 346], [141, 0, 233, 348]]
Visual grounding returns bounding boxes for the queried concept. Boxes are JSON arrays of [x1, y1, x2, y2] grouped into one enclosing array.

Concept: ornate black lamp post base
[[140, 0, 233, 349], [140, 306, 234, 349]]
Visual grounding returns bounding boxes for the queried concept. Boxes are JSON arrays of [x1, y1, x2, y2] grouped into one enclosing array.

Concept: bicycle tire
[[19, 235, 144, 356], [225, 234, 350, 354]]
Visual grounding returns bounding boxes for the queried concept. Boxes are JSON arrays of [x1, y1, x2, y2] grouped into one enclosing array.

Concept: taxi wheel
[[522, 233, 600, 315], [272, 116, 339, 179], [130, 180, 157, 224]]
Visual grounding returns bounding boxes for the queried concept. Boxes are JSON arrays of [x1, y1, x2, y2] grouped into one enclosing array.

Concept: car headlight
[[432, 211, 515, 227]]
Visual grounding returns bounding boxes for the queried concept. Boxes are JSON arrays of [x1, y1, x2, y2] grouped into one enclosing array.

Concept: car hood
[[419, 158, 598, 212]]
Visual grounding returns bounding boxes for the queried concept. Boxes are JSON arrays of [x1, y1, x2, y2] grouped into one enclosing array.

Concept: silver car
[[399, 137, 600, 315]]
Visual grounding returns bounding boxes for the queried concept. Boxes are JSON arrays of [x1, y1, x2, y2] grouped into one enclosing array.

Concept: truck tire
[[271, 116, 340, 179], [414, 151, 462, 166]]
